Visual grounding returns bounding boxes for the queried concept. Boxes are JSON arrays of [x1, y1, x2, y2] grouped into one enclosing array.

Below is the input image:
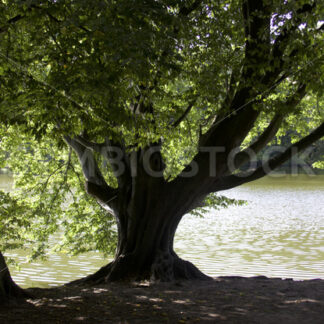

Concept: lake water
[[1, 174, 323, 288]]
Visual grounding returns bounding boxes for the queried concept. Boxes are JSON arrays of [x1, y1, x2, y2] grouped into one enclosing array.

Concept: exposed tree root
[[172, 257, 212, 281], [66, 262, 114, 286], [67, 253, 212, 286]]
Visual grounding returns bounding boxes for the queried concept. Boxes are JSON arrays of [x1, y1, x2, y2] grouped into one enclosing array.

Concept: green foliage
[[190, 193, 246, 218], [0, 126, 117, 259], [0, 0, 323, 262], [0, 190, 30, 251], [313, 159, 324, 169]]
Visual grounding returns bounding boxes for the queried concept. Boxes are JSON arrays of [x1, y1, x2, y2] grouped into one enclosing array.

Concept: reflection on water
[[7, 251, 108, 287], [1, 174, 324, 287], [175, 175, 324, 280]]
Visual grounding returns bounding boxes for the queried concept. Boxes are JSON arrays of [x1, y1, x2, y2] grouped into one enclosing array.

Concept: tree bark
[[66, 143, 213, 285], [0, 251, 27, 302], [75, 177, 211, 284]]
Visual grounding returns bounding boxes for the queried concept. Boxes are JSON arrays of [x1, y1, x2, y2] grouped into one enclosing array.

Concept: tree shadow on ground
[[0, 276, 323, 323]]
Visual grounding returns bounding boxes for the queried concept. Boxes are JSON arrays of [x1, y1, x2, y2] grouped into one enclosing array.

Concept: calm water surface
[[1, 174, 323, 287]]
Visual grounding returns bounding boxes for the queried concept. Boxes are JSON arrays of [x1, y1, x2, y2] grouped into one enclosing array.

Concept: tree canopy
[[0, 0, 323, 283]]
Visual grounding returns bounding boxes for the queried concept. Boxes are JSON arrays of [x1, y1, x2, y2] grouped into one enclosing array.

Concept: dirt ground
[[0, 276, 323, 323]]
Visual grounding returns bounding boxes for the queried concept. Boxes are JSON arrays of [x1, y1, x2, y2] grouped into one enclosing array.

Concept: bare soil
[[0, 276, 324, 323]]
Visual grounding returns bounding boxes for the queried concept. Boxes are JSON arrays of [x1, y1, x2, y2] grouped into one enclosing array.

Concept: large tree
[[0, 0, 323, 282]]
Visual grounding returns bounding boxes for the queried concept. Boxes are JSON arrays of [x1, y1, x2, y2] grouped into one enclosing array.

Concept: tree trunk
[[75, 173, 212, 284], [80, 200, 211, 283], [0, 251, 26, 302], [67, 143, 214, 285], [107, 210, 211, 282]]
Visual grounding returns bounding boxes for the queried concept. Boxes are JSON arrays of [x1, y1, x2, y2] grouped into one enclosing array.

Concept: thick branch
[[199, 0, 271, 148], [232, 83, 307, 169], [64, 136, 102, 184], [74, 135, 105, 153], [71, 134, 130, 187], [233, 113, 284, 169], [214, 121, 324, 191], [179, 2, 311, 182], [73, 135, 129, 190], [64, 136, 118, 204], [242, 0, 271, 80]]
